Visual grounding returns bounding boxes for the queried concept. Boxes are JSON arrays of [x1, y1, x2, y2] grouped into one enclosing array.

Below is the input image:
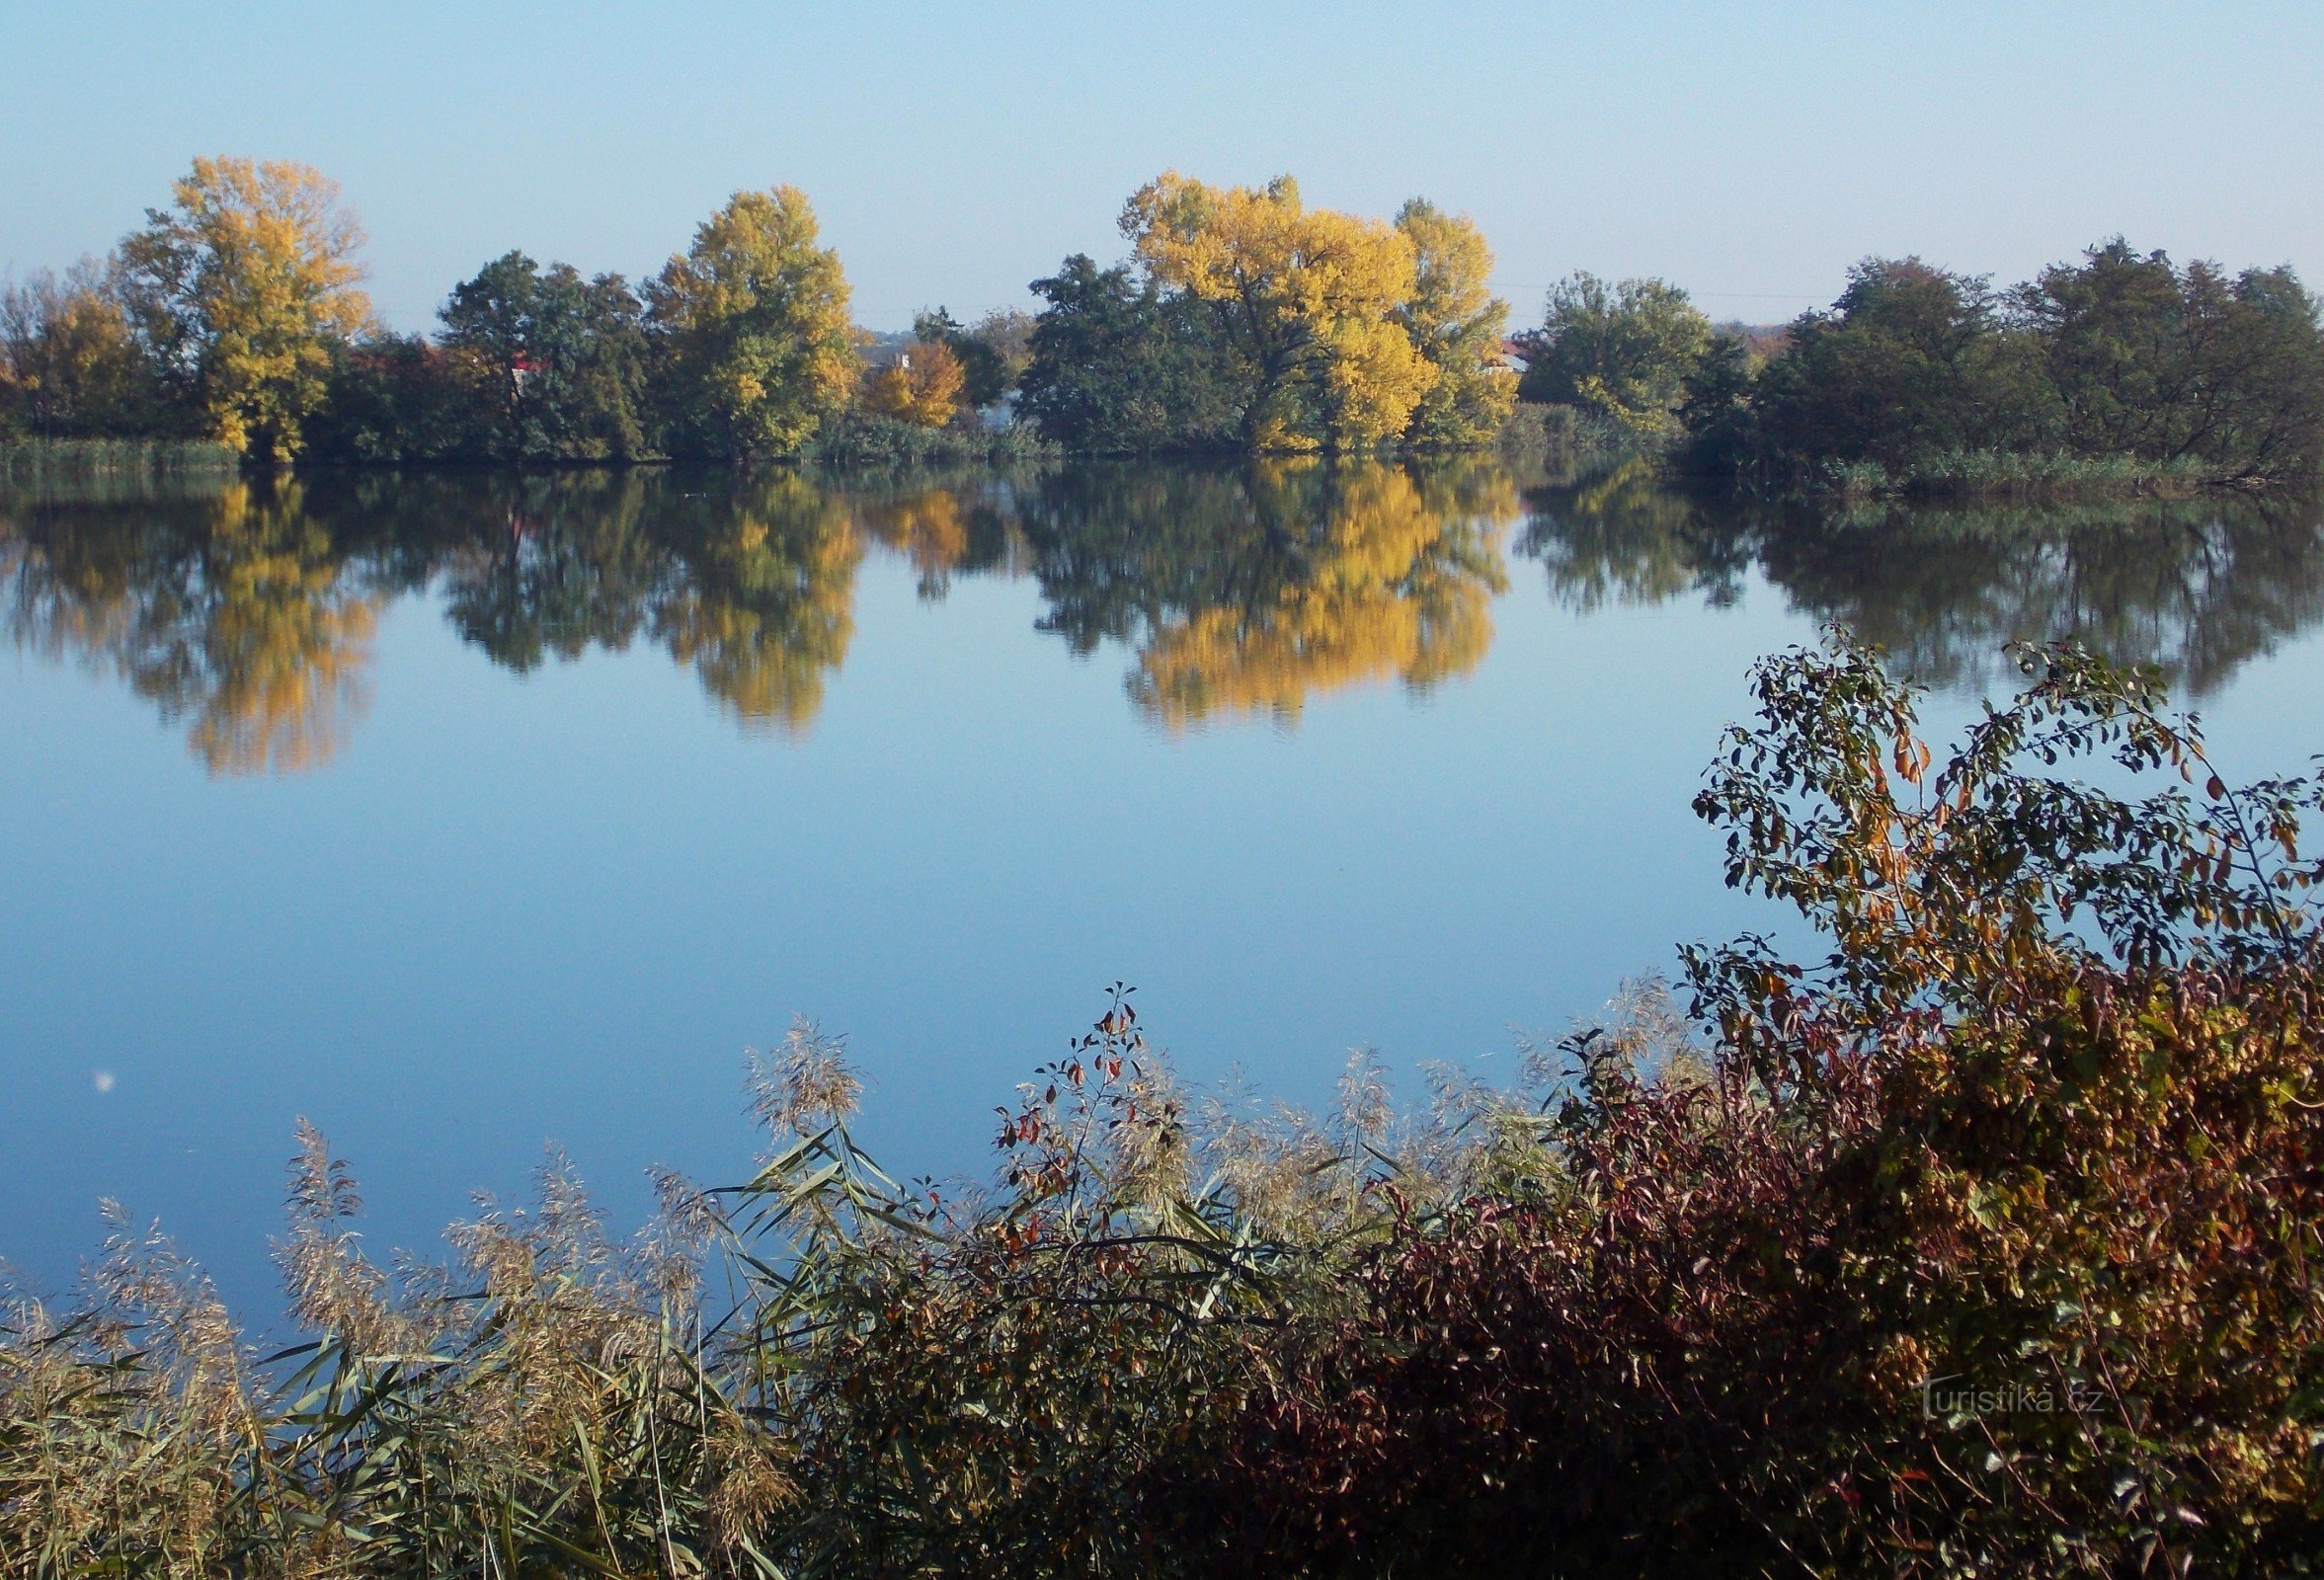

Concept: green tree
[[1514, 272, 1713, 436], [440, 252, 650, 459], [1750, 257, 2051, 476], [1017, 254, 1241, 452], [114, 157, 372, 465], [2016, 240, 2324, 484], [643, 187, 855, 459]]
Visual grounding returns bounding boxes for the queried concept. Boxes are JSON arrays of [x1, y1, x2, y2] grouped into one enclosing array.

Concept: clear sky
[[6, 1, 2320, 334]]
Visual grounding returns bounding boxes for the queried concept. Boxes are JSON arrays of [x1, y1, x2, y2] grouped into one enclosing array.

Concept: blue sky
[[6, 1, 2320, 333]]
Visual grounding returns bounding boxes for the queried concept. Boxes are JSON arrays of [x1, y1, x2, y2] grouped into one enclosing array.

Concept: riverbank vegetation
[[4, 637, 2318, 1576], [1519, 246, 2324, 496], [6, 154, 2319, 498], [1, 161, 1518, 470]]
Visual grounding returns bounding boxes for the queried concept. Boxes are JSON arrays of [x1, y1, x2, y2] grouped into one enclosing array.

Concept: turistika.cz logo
[[1920, 1375, 2100, 1421]]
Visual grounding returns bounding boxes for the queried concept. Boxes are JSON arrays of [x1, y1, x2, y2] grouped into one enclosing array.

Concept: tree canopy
[[113, 157, 371, 464], [642, 186, 857, 460]]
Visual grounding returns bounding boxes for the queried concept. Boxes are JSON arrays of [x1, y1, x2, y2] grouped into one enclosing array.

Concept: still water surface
[[4, 457, 2321, 1310]]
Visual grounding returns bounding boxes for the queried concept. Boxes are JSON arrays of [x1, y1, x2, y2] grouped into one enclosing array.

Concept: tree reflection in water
[[7, 459, 2319, 774], [1522, 461, 2324, 695], [1, 478, 387, 774], [1018, 458, 1513, 730]]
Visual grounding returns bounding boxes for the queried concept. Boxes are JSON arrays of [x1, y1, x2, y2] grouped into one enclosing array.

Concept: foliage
[[861, 338, 967, 428], [0, 262, 176, 439], [913, 306, 1038, 412], [1212, 638, 2324, 1576], [1514, 272, 1714, 436], [3, 639, 2320, 1574], [114, 158, 372, 466], [1016, 255, 1243, 454], [1731, 246, 2324, 493], [643, 187, 857, 460], [1392, 199, 1517, 449], [437, 252, 651, 459], [1121, 173, 1437, 451]]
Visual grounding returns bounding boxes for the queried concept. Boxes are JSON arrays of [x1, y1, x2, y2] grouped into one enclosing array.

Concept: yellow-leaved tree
[[645, 187, 857, 459], [116, 158, 370, 465], [862, 339, 966, 428], [1394, 199, 1516, 447], [1121, 173, 1437, 451]]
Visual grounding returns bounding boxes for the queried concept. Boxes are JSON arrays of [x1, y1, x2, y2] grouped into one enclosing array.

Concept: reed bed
[[0, 437, 241, 483]]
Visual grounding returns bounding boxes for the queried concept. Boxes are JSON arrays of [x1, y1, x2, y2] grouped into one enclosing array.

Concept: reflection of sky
[[3, 490, 2322, 1320]]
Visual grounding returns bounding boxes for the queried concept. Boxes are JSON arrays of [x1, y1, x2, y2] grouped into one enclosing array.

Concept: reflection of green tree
[[1761, 499, 2324, 695], [416, 470, 862, 734], [434, 472, 663, 669], [2, 479, 388, 774], [1515, 463, 2324, 695], [841, 472, 1029, 599], [1018, 458, 1510, 729], [1521, 455, 1751, 611]]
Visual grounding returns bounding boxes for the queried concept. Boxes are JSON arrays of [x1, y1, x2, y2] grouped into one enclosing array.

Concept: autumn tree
[[114, 158, 371, 465], [1121, 173, 1437, 451], [0, 262, 166, 438], [861, 338, 966, 428], [644, 187, 856, 460], [1515, 272, 1713, 436], [1394, 199, 1516, 447], [914, 306, 1037, 410]]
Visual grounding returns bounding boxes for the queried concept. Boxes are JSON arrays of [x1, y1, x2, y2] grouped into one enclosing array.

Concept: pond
[[5, 455, 2322, 1311]]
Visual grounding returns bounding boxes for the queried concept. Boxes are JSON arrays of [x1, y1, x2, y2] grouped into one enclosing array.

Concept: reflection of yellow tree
[[1, 479, 379, 774], [1134, 461, 1507, 729], [856, 488, 970, 592], [655, 474, 859, 735], [184, 482, 378, 774]]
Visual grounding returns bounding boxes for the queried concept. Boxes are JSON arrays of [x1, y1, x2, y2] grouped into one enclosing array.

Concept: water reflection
[[1, 480, 385, 773], [1017, 460, 1514, 730], [1523, 466, 2324, 693], [7, 458, 2322, 774]]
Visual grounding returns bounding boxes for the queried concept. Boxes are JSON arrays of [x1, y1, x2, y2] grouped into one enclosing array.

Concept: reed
[[0, 436, 240, 482]]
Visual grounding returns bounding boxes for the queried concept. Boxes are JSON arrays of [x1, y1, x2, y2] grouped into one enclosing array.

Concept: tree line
[[8, 158, 2321, 491], [1517, 247, 2324, 492], [0, 160, 1516, 467]]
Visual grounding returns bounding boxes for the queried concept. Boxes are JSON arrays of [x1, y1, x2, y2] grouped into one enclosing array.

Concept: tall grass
[[0, 436, 241, 483], [1814, 448, 2216, 504]]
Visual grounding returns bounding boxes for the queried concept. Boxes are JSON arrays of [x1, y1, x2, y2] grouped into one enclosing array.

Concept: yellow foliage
[[862, 340, 966, 429], [1396, 199, 1517, 447], [119, 158, 371, 464], [1132, 461, 1506, 728], [656, 475, 860, 735], [186, 481, 379, 775], [1121, 173, 1437, 450], [647, 187, 858, 458], [857, 488, 971, 591]]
